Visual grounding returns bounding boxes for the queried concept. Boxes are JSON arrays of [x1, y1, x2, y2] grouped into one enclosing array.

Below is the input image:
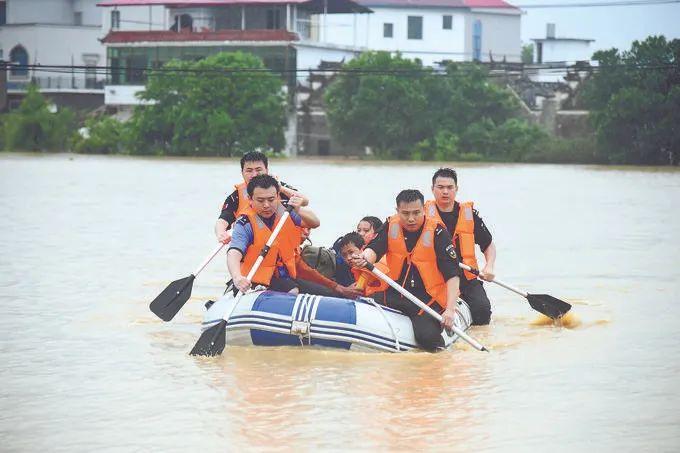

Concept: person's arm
[[435, 227, 460, 329], [279, 184, 309, 207], [215, 219, 231, 244], [287, 193, 320, 228], [295, 256, 362, 299], [227, 248, 250, 293], [297, 207, 320, 229], [473, 209, 496, 282], [480, 241, 497, 282], [215, 191, 239, 242], [227, 218, 253, 293], [441, 276, 460, 330]]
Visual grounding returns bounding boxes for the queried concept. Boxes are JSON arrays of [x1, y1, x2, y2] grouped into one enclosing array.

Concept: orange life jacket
[[385, 216, 448, 310], [234, 182, 251, 217], [241, 204, 301, 286], [351, 260, 389, 296], [425, 199, 479, 280]]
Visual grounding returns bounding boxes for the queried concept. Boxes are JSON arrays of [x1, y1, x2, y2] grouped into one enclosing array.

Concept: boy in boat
[[228, 175, 319, 294], [425, 168, 495, 325], [215, 151, 309, 244], [336, 232, 388, 297], [348, 190, 461, 351], [332, 216, 383, 286]]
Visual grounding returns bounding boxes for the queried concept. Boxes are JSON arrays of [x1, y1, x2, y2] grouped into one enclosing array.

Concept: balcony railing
[[7, 76, 105, 91]]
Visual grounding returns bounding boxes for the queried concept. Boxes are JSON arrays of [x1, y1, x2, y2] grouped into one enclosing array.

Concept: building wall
[[324, 8, 467, 65], [99, 5, 168, 33], [295, 43, 358, 70], [536, 40, 592, 63], [0, 24, 106, 82], [7, 0, 74, 24], [464, 9, 521, 62], [6, 0, 100, 26]]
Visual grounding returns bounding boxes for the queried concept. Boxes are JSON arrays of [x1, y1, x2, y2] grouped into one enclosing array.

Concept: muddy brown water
[[1, 153, 679, 451]]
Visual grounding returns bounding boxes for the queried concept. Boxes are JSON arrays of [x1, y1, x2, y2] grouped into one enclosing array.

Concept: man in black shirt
[[348, 190, 461, 351], [214, 151, 308, 244], [425, 168, 495, 325]]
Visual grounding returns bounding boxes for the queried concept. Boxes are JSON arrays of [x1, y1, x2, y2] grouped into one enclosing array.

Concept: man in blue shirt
[[228, 175, 320, 294]]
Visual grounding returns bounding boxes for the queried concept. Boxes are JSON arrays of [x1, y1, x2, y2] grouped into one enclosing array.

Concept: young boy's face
[[340, 243, 362, 264]]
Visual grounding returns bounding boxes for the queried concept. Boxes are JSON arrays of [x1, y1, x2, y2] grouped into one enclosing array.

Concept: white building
[[532, 23, 593, 64], [96, 0, 371, 106], [0, 0, 107, 108], [324, 0, 521, 65]]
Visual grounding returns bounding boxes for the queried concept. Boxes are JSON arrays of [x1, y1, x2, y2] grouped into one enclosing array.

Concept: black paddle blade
[[526, 294, 572, 319], [190, 320, 227, 357], [149, 275, 195, 321]]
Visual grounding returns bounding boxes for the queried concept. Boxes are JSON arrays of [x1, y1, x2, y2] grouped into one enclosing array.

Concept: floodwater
[[1, 153, 679, 451]]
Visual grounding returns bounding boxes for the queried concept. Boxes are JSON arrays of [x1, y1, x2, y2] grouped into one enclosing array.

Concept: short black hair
[[240, 151, 268, 170], [360, 216, 383, 232], [395, 189, 424, 207], [247, 174, 279, 197], [338, 232, 365, 251], [432, 168, 458, 186]]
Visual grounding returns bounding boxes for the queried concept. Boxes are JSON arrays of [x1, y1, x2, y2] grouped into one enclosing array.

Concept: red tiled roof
[[97, 0, 514, 7], [99, 0, 317, 5], [101, 29, 299, 43], [358, 0, 516, 8]]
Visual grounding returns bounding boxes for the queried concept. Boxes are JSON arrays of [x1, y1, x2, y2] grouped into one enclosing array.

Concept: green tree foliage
[[128, 51, 286, 156], [522, 44, 534, 64], [324, 52, 434, 159], [583, 36, 680, 165], [2, 85, 76, 151], [325, 52, 545, 161], [73, 116, 130, 154]]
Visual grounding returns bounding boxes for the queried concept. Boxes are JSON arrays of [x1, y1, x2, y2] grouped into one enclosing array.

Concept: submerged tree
[[325, 52, 544, 161], [2, 85, 75, 151], [583, 36, 680, 165], [129, 51, 286, 156]]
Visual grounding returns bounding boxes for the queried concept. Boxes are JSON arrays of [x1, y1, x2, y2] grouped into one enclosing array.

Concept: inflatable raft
[[201, 290, 473, 352]]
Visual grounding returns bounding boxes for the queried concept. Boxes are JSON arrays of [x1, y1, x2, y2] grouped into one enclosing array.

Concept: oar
[[190, 206, 294, 357], [365, 263, 488, 352], [458, 263, 571, 320], [149, 243, 225, 321]]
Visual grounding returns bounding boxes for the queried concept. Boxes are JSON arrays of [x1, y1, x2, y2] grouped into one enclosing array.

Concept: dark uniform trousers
[[380, 291, 445, 352], [459, 278, 492, 325]]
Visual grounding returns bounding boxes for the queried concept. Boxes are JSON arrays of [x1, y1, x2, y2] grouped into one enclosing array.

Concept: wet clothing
[[218, 181, 296, 227], [366, 220, 458, 304], [430, 202, 493, 326], [460, 278, 492, 325], [366, 219, 459, 351], [432, 202, 493, 255], [228, 208, 302, 285]]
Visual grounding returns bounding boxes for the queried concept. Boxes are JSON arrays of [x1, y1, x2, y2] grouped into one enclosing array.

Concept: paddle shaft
[[459, 263, 528, 298], [366, 264, 488, 352], [223, 207, 294, 319], [193, 243, 226, 277]]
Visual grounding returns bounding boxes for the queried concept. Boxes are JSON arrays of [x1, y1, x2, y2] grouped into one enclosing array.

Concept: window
[[9, 45, 29, 78], [111, 10, 120, 29], [472, 20, 482, 61], [407, 16, 422, 40], [266, 9, 281, 30], [383, 23, 393, 38], [443, 15, 452, 30], [74, 11, 82, 26]]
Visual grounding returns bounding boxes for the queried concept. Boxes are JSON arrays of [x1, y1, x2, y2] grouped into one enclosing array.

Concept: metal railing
[[7, 75, 105, 91]]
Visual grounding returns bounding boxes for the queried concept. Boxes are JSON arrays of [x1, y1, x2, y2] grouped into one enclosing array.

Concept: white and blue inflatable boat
[[201, 290, 473, 352]]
